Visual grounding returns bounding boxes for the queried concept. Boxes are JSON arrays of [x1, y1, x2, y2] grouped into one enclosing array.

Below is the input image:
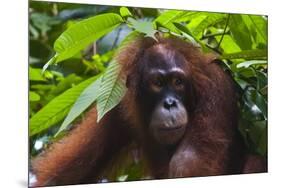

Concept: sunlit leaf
[[216, 35, 241, 54], [120, 7, 132, 19], [154, 10, 187, 33], [242, 15, 267, 46], [29, 67, 46, 81], [174, 11, 203, 22], [96, 60, 127, 122], [237, 60, 267, 68], [29, 76, 99, 136], [56, 77, 102, 136], [29, 91, 41, 102], [229, 14, 253, 50], [173, 22, 199, 46], [193, 13, 226, 38], [44, 13, 123, 70]]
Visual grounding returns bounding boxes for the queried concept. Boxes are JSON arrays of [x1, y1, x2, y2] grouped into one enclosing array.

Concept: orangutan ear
[[205, 53, 220, 64], [210, 56, 234, 77]]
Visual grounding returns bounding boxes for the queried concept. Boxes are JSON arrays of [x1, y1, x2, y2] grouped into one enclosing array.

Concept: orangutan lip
[[158, 126, 182, 131]]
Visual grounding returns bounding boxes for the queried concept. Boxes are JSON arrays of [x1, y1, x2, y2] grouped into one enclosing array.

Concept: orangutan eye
[[153, 78, 163, 87], [149, 75, 165, 92], [174, 78, 183, 86], [172, 77, 185, 90]]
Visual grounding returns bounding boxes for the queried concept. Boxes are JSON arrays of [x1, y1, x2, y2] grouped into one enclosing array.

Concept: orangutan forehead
[[143, 44, 187, 70]]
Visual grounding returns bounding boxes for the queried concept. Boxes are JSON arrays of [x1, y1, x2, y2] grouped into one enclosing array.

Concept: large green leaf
[[45, 13, 123, 69], [192, 13, 226, 38], [154, 10, 187, 33], [175, 11, 203, 22], [242, 15, 267, 46], [229, 14, 253, 50], [173, 22, 199, 45], [93, 31, 140, 122], [96, 60, 127, 122], [216, 35, 241, 54], [55, 77, 102, 136], [29, 76, 99, 136]]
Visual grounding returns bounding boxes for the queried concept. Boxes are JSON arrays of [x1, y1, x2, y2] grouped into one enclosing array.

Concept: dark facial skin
[[137, 44, 192, 146]]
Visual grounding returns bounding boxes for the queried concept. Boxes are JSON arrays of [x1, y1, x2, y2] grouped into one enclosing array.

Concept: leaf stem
[[216, 14, 230, 50]]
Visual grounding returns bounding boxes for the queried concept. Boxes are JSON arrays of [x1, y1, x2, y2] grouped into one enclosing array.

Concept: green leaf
[[29, 91, 40, 102], [216, 35, 241, 54], [252, 91, 267, 120], [187, 14, 207, 32], [155, 10, 186, 24], [192, 13, 226, 38], [128, 18, 157, 40], [242, 15, 267, 45], [237, 68, 256, 78], [260, 86, 267, 96], [45, 13, 123, 70], [56, 77, 102, 136], [222, 49, 267, 60], [229, 14, 253, 50], [48, 74, 83, 96], [29, 76, 99, 136], [234, 77, 249, 90], [92, 31, 139, 123], [154, 10, 187, 33], [96, 60, 127, 122], [173, 22, 200, 46], [256, 70, 267, 91], [120, 7, 132, 19], [249, 120, 267, 155], [54, 13, 123, 61], [236, 60, 267, 68], [29, 67, 45, 81], [244, 88, 267, 120], [174, 11, 203, 22]]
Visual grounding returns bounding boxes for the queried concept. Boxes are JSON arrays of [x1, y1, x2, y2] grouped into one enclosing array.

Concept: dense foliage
[[29, 1, 267, 180]]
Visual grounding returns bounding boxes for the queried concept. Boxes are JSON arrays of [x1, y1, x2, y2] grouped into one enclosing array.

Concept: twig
[[201, 30, 229, 40], [216, 14, 230, 50], [111, 27, 122, 50]]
